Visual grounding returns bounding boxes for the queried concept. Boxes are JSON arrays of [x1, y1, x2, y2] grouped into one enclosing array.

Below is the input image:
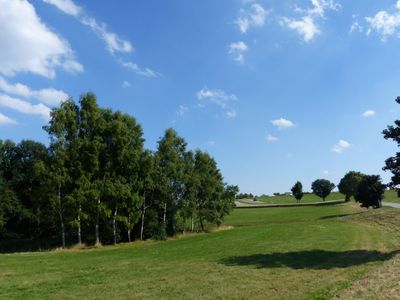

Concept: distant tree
[[383, 96, 400, 195], [355, 175, 386, 208], [338, 171, 365, 201], [311, 179, 335, 201], [291, 181, 303, 203]]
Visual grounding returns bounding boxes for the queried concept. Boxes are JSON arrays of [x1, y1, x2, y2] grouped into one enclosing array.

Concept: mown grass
[[256, 192, 344, 204], [383, 189, 400, 203], [0, 204, 399, 299]]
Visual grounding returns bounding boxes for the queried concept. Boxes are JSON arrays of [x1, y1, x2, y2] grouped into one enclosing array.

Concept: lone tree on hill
[[338, 171, 365, 201], [311, 179, 335, 201], [355, 175, 385, 208], [383, 96, 400, 196], [291, 181, 303, 203]]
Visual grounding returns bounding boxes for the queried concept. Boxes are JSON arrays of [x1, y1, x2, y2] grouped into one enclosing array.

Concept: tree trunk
[[95, 198, 100, 245], [199, 217, 204, 231], [112, 207, 118, 245], [191, 214, 194, 232], [140, 195, 146, 241], [58, 183, 66, 248], [77, 203, 82, 245], [163, 201, 167, 224], [127, 215, 131, 243]]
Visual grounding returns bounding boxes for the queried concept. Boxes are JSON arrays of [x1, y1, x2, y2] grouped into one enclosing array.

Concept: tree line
[[0, 93, 238, 249], [290, 173, 386, 208]]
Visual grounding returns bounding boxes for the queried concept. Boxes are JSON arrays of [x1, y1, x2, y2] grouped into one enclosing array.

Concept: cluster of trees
[[290, 174, 386, 208], [235, 193, 255, 199], [0, 93, 238, 248], [290, 179, 336, 203]]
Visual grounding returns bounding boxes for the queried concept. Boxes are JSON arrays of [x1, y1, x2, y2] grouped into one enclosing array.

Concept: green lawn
[[383, 190, 400, 203], [0, 204, 399, 299], [255, 192, 345, 204]]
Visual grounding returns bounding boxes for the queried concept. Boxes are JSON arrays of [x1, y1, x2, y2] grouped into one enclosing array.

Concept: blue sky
[[1, 0, 400, 195]]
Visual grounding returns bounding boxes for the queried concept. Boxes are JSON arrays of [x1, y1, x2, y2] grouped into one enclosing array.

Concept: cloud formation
[[0, 76, 68, 105], [270, 118, 295, 130], [362, 110, 376, 117], [265, 134, 278, 142], [0, 94, 51, 120], [366, 1, 400, 41], [44, 0, 158, 77], [228, 41, 248, 63], [197, 87, 237, 119], [332, 139, 351, 153], [236, 2, 267, 34], [176, 105, 188, 117], [43, 0, 132, 55], [0, 112, 17, 125], [0, 0, 83, 78], [282, 0, 340, 42]]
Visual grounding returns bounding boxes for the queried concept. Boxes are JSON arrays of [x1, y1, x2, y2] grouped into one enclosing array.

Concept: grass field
[[0, 204, 399, 299], [383, 190, 400, 203], [255, 192, 345, 204]]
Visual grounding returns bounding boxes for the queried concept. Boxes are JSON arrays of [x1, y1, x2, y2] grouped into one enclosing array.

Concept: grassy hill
[[0, 204, 399, 299], [254, 192, 345, 204]]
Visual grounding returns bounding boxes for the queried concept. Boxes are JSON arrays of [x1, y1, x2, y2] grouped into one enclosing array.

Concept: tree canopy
[[338, 171, 365, 201], [311, 179, 335, 201], [355, 175, 386, 209], [291, 181, 303, 203], [383, 96, 400, 196]]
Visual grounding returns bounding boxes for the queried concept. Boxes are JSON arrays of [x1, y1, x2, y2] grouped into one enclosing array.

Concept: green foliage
[[0, 92, 235, 247], [311, 179, 335, 201], [383, 97, 400, 196], [338, 171, 365, 201], [355, 175, 386, 209], [291, 181, 303, 202]]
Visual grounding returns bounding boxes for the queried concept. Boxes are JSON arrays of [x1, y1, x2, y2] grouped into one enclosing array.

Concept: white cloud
[[366, 2, 400, 41], [207, 140, 216, 147], [42, 0, 81, 17], [0, 0, 83, 78], [197, 87, 237, 119], [0, 76, 68, 105], [121, 61, 159, 78], [176, 105, 188, 117], [236, 2, 267, 34], [44, 0, 159, 77], [197, 87, 237, 108], [362, 110, 376, 117], [226, 109, 237, 119], [122, 80, 131, 88], [332, 139, 351, 153], [282, 0, 340, 42], [265, 134, 278, 142], [323, 170, 329, 174], [0, 94, 51, 120], [0, 112, 17, 125], [80, 17, 133, 55], [270, 118, 295, 129], [350, 15, 363, 33], [282, 16, 320, 42], [44, 0, 133, 55], [228, 41, 248, 63]]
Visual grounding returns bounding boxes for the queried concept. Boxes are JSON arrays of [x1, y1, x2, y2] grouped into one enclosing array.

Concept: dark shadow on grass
[[319, 212, 364, 220], [220, 249, 400, 270]]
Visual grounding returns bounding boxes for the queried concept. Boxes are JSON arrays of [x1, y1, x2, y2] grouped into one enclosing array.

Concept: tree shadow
[[319, 212, 364, 220], [220, 249, 400, 270]]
